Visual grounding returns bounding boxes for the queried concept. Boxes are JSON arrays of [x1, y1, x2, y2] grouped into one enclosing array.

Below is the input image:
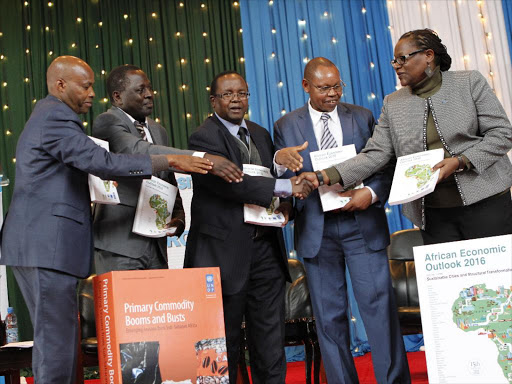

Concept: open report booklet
[[132, 176, 178, 238], [243, 164, 286, 227], [310, 145, 364, 212], [87, 136, 120, 205], [388, 148, 444, 205]]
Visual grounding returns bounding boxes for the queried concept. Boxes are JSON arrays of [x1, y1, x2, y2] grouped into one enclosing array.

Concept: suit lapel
[[109, 107, 140, 137], [247, 123, 271, 165], [146, 121, 163, 145], [337, 103, 354, 146], [299, 105, 319, 153], [210, 116, 243, 166]]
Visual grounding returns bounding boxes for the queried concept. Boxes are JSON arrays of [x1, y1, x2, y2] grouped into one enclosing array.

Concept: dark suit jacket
[[184, 115, 290, 295], [0, 96, 153, 278], [92, 107, 189, 260], [273, 102, 393, 259]]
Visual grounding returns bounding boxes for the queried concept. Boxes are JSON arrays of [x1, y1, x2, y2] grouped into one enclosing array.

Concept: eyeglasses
[[390, 49, 425, 67], [214, 91, 250, 101], [307, 80, 346, 95]]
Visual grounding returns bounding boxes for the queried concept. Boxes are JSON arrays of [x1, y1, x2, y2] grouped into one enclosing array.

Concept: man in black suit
[[185, 71, 312, 383]]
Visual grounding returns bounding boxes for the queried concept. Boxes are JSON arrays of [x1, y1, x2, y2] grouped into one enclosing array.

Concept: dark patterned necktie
[[320, 113, 337, 149], [134, 120, 147, 141], [238, 127, 249, 149]]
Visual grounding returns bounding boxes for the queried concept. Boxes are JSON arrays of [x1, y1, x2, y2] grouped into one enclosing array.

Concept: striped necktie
[[134, 120, 147, 141], [320, 113, 337, 149]]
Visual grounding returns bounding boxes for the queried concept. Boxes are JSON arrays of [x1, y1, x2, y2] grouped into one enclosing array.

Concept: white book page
[[388, 149, 444, 206], [87, 136, 120, 205], [309, 145, 363, 212], [243, 164, 285, 227], [132, 176, 178, 238]]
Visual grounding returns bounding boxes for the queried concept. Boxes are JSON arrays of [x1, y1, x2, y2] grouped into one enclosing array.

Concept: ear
[[302, 78, 310, 94], [56, 78, 66, 93], [209, 95, 216, 109], [112, 90, 122, 106], [425, 49, 435, 65]]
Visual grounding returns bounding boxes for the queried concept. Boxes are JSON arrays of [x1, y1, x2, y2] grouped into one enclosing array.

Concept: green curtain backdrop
[[0, 0, 244, 340]]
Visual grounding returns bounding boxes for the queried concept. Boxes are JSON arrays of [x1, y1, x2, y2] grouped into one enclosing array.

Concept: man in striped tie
[[273, 58, 410, 384]]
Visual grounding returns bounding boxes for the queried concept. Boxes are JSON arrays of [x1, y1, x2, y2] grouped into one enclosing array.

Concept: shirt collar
[[308, 99, 338, 125], [215, 113, 248, 137], [116, 106, 148, 126]]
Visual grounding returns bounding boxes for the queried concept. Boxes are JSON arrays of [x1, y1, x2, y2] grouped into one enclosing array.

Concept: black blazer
[[185, 115, 290, 295]]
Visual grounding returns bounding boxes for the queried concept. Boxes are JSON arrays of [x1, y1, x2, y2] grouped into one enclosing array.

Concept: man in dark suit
[[273, 58, 410, 384], [185, 71, 312, 383], [0, 56, 214, 384], [93, 65, 242, 273]]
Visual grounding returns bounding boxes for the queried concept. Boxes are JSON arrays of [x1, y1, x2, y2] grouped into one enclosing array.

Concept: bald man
[[273, 58, 410, 383], [0, 56, 214, 384]]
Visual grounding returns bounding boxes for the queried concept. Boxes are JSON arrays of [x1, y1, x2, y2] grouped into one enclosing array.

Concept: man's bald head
[[303, 57, 338, 80], [47, 56, 95, 114]]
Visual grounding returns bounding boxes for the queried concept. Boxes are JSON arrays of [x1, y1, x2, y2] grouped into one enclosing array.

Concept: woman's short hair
[[399, 29, 452, 71]]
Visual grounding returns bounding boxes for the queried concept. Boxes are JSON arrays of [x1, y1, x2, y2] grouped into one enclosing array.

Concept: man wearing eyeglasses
[[185, 71, 314, 384], [273, 57, 410, 384]]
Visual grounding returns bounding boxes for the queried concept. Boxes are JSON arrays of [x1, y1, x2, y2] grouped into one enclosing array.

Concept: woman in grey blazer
[[307, 29, 512, 244]]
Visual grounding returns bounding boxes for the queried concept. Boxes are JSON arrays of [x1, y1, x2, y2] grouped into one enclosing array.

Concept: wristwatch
[[315, 170, 325, 186], [454, 155, 466, 173]]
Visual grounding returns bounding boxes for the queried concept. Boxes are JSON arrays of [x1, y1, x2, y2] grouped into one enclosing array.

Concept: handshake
[[277, 141, 324, 200]]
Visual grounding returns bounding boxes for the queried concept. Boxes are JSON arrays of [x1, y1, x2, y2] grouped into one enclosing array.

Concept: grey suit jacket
[[92, 107, 193, 260], [335, 70, 512, 228]]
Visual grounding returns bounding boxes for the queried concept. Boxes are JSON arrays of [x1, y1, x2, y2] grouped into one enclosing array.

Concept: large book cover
[[132, 176, 178, 238], [242, 164, 285, 227], [413, 235, 512, 383], [93, 268, 229, 384], [88, 136, 120, 205], [309, 145, 363, 212], [388, 148, 444, 206]]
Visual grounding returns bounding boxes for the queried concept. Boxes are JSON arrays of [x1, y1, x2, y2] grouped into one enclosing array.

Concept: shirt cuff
[[150, 155, 169, 173], [273, 151, 288, 177], [364, 186, 379, 204], [193, 152, 206, 158], [324, 166, 341, 185], [274, 179, 292, 197]]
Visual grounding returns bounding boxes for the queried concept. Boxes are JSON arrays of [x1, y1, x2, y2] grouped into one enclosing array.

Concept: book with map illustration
[[413, 234, 512, 383], [132, 176, 178, 238], [388, 148, 444, 206], [88, 136, 120, 205], [309, 145, 364, 212], [243, 164, 285, 227]]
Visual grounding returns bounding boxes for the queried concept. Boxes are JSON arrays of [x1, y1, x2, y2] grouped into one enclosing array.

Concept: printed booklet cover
[[88, 136, 120, 205], [309, 145, 363, 212], [388, 148, 444, 206], [94, 268, 229, 384], [413, 235, 512, 383], [132, 176, 178, 238], [243, 164, 285, 227]]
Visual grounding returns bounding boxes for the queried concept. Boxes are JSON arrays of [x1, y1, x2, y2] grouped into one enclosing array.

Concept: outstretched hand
[[275, 141, 309, 172], [295, 171, 320, 189], [204, 154, 244, 183], [290, 176, 315, 199], [166, 154, 212, 174]]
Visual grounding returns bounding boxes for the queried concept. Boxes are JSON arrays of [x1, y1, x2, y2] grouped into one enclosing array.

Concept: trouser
[[12, 266, 79, 384], [304, 212, 411, 384], [222, 238, 287, 384], [422, 190, 512, 245]]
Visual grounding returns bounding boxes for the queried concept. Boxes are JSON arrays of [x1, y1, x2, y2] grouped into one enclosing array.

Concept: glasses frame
[[307, 80, 346, 95], [214, 91, 250, 101], [390, 49, 425, 67]]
